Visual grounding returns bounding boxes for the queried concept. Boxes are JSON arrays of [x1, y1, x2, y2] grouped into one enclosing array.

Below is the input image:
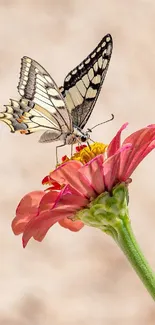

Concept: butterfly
[[0, 33, 113, 161]]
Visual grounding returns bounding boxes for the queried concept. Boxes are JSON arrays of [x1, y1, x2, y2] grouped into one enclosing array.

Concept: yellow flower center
[[60, 142, 107, 165]]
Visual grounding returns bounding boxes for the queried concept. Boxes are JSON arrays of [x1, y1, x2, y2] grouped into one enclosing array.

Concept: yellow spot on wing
[[91, 52, 96, 58], [47, 88, 60, 96], [37, 74, 47, 84], [106, 36, 111, 42], [82, 74, 89, 87], [45, 75, 53, 84], [98, 57, 102, 69], [36, 88, 49, 98], [93, 62, 98, 72], [85, 57, 91, 64], [69, 86, 83, 106], [92, 75, 101, 84], [76, 80, 86, 97], [86, 87, 97, 99], [25, 58, 31, 63], [103, 59, 108, 69], [34, 99, 55, 112], [101, 42, 106, 48], [65, 92, 75, 110], [65, 74, 71, 82], [72, 69, 77, 75], [88, 68, 94, 80], [51, 98, 65, 108], [97, 46, 101, 52]]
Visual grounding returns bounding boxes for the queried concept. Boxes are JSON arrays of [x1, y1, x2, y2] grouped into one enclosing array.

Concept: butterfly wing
[[18, 57, 72, 135], [0, 57, 73, 142], [0, 99, 29, 132], [0, 98, 65, 142], [60, 34, 113, 129]]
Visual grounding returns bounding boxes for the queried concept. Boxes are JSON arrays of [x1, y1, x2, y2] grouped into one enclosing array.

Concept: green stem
[[114, 219, 155, 300], [77, 184, 155, 300]]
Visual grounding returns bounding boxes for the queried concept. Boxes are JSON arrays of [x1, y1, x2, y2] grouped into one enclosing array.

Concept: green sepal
[[76, 183, 129, 238]]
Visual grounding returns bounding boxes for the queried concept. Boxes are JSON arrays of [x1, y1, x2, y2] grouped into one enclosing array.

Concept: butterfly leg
[[89, 138, 95, 143], [71, 144, 73, 157], [56, 143, 66, 165], [87, 141, 91, 150]]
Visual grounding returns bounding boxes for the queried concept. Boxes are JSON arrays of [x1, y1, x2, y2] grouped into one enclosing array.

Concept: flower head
[[12, 123, 155, 247]]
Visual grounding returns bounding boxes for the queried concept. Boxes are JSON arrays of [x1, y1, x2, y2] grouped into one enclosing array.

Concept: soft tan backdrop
[[0, 0, 155, 324]]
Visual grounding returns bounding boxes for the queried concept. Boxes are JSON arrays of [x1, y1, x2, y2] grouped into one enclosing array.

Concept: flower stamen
[[59, 142, 107, 165]]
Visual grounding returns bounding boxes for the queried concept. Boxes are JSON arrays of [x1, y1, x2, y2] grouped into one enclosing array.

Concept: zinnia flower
[[12, 123, 155, 247]]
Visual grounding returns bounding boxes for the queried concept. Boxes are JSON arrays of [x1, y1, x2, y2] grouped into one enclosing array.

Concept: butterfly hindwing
[[60, 34, 113, 129], [0, 99, 30, 133], [0, 99, 63, 140]]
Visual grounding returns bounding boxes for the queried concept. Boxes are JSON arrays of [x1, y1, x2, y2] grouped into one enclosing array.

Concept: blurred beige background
[[0, 0, 155, 324]]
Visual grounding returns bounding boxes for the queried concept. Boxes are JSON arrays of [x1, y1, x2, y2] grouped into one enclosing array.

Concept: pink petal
[[50, 160, 82, 183], [38, 190, 60, 212], [58, 218, 84, 231], [121, 140, 155, 180], [107, 123, 128, 158], [103, 144, 132, 191], [146, 124, 155, 127], [53, 185, 89, 211], [50, 160, 96, 198], [12, 191, 45, 235], [79, 155, 105, 194], [22, 209, 69, 247], [22, 184, 89, 247], [119, 126, 155, 179]]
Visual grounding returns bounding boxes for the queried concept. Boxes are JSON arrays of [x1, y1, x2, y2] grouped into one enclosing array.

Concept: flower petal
[[38, 190, 60, 212], [58, 218, 84, 231], [53, 185, 89, 211], [107, 123, 128, 158], [119, 126, 155, 179], [22, 209, 67, 247], [22, 185, 89, 247], [12, 191, 45, 235], [104, 144, 132, 191], [50, 160, 96, 198], [79, 155, 105, 194]]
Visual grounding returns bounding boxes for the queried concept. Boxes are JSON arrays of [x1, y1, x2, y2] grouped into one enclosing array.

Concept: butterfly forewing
[[60, 34, 113, 129], [0, 57, 73, 140], [17, 57, 72, 134]]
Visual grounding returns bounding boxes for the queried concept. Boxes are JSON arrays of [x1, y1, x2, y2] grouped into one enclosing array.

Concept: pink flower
[[12, 123, 155, 247]]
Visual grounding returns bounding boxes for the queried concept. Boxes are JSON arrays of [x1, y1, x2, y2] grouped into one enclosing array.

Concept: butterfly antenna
[[88, 114, 114, 131]]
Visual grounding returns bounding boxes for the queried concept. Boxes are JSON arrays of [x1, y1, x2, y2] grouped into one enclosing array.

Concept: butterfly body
[[0, 34, 113, 159], [65, 127, 90, 145]]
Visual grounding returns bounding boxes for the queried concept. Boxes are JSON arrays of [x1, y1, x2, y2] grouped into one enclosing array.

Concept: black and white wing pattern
[[0, 99, 29, 133], [60, 34, 113, 129], [0, 34, 113, 143], [0, 57, 72, 142]]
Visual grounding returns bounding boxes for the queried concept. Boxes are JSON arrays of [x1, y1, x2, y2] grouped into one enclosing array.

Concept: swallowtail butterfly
[[0, 34, 113, 159]]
